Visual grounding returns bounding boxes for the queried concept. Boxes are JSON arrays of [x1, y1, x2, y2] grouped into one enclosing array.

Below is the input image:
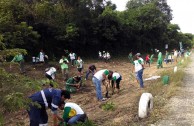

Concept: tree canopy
[[0, 0, 193, 58]]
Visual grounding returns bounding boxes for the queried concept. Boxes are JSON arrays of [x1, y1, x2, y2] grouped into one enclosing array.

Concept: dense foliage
[[0, 0, 193, 58]]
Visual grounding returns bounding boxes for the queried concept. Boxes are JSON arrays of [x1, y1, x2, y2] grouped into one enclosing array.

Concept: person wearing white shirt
[[45, 67, 57, 87], [92, 69, 112, 101], [69, 51, 76, 66]]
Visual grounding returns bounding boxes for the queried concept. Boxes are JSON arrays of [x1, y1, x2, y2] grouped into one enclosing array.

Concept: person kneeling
[[58, 102, 88, 126], [65, 76, 82, 93]]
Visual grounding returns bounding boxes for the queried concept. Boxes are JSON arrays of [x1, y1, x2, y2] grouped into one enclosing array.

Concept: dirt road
[[156, 54, 194, 126]]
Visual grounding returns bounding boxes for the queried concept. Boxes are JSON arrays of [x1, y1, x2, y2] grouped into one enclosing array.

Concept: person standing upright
[[69, 51, 76, 67], [133, 53, 144, 88], [157, 50, 163, 69], [39, 49, 45, 63], [59, 56, 69, 81]]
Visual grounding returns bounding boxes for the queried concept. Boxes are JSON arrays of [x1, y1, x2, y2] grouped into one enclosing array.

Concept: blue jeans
[[85, 70, 95, 79], [136, 69, 144, 88], [68, 114, 83, 125], [92, 77, 103, 100]]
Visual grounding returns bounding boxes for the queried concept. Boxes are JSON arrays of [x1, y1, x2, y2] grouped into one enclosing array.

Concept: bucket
[[162, 75, 169, 85]]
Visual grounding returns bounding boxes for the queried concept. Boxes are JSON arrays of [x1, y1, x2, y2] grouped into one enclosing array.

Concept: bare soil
[[3, 58, 176, 126]]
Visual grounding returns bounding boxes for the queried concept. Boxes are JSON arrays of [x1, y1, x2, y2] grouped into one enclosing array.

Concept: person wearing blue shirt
[[27, 88, 71, 126]]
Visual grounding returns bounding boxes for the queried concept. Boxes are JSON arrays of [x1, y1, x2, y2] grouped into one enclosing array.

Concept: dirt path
[[156, 53, 194, 126]]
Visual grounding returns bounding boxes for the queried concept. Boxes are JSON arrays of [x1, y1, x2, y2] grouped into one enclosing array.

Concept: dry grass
[[130, 56, 190, 125], [1, 55, 191, 126]]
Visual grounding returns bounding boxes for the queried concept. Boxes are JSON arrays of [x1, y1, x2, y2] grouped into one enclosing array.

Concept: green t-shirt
[[128, 53, 133, 63], [12, 54, 24, 62], [59, 58, 69, 69], [66, 78, 75, 85]]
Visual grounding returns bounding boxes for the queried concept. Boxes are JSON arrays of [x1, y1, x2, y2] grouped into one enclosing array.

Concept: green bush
[[0, 67, 41, 123]]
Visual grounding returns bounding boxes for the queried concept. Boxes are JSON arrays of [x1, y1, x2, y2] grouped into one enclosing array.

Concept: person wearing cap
[[65, 76, 82, 93], [133, 53, 144, 88], [157, 50, 163, 69], [27, 89, 71, 126], [92, 69, 112, 101], [58, 101, 87, 126], [108, 72, 122, 94]]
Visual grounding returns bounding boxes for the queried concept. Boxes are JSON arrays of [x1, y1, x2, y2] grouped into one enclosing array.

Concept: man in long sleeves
[[27, 89, 71, 126]]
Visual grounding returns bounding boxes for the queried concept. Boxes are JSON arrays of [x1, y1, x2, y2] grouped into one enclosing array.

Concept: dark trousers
[[27, 104, 48, 126]]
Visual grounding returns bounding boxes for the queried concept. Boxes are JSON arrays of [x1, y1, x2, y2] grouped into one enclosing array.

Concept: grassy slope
[[0, 55, 190, 126]]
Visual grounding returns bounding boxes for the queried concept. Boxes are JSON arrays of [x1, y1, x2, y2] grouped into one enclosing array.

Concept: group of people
[[128, 48, 190, 89], [10, 47, 190, 126], [92, 69, 122, 101], [28, 51, 123, 126], [28, 88, 88, 126], [59, 51, 84, 81], [32, 49, 48, 65], [98, 51, 111, 62]]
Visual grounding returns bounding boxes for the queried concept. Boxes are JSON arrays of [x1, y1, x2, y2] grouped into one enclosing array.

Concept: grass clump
[[101, 102, 116, 111]]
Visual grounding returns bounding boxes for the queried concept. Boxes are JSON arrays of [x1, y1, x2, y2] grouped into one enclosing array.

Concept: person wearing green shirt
[[128, 51, 133, 64], [65, 76, 82, 93], [59, 56, 69, 81], [58, 102, 87, 126], [11, 53, 25, 73], [157, 50, 163, 69]]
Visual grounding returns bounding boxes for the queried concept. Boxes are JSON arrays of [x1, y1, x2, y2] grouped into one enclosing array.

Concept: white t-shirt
[[107, 53, 110, 59], [99, 52, 102, 57], [39, 52, 45, 62], [94, 69, 109, 81], [46, 67, 56, 79], [139, 57, 144, 64], [112, 72, 120, 81], [77, 59, 83, 68], [65, 103, 84, 115], [174, 50, 178, 57], [69, 53, 76, 60], [134, 60, 143, 72]]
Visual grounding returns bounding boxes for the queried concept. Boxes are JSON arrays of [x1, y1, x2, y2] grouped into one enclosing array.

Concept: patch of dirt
[[3, 58, 176, 126]]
